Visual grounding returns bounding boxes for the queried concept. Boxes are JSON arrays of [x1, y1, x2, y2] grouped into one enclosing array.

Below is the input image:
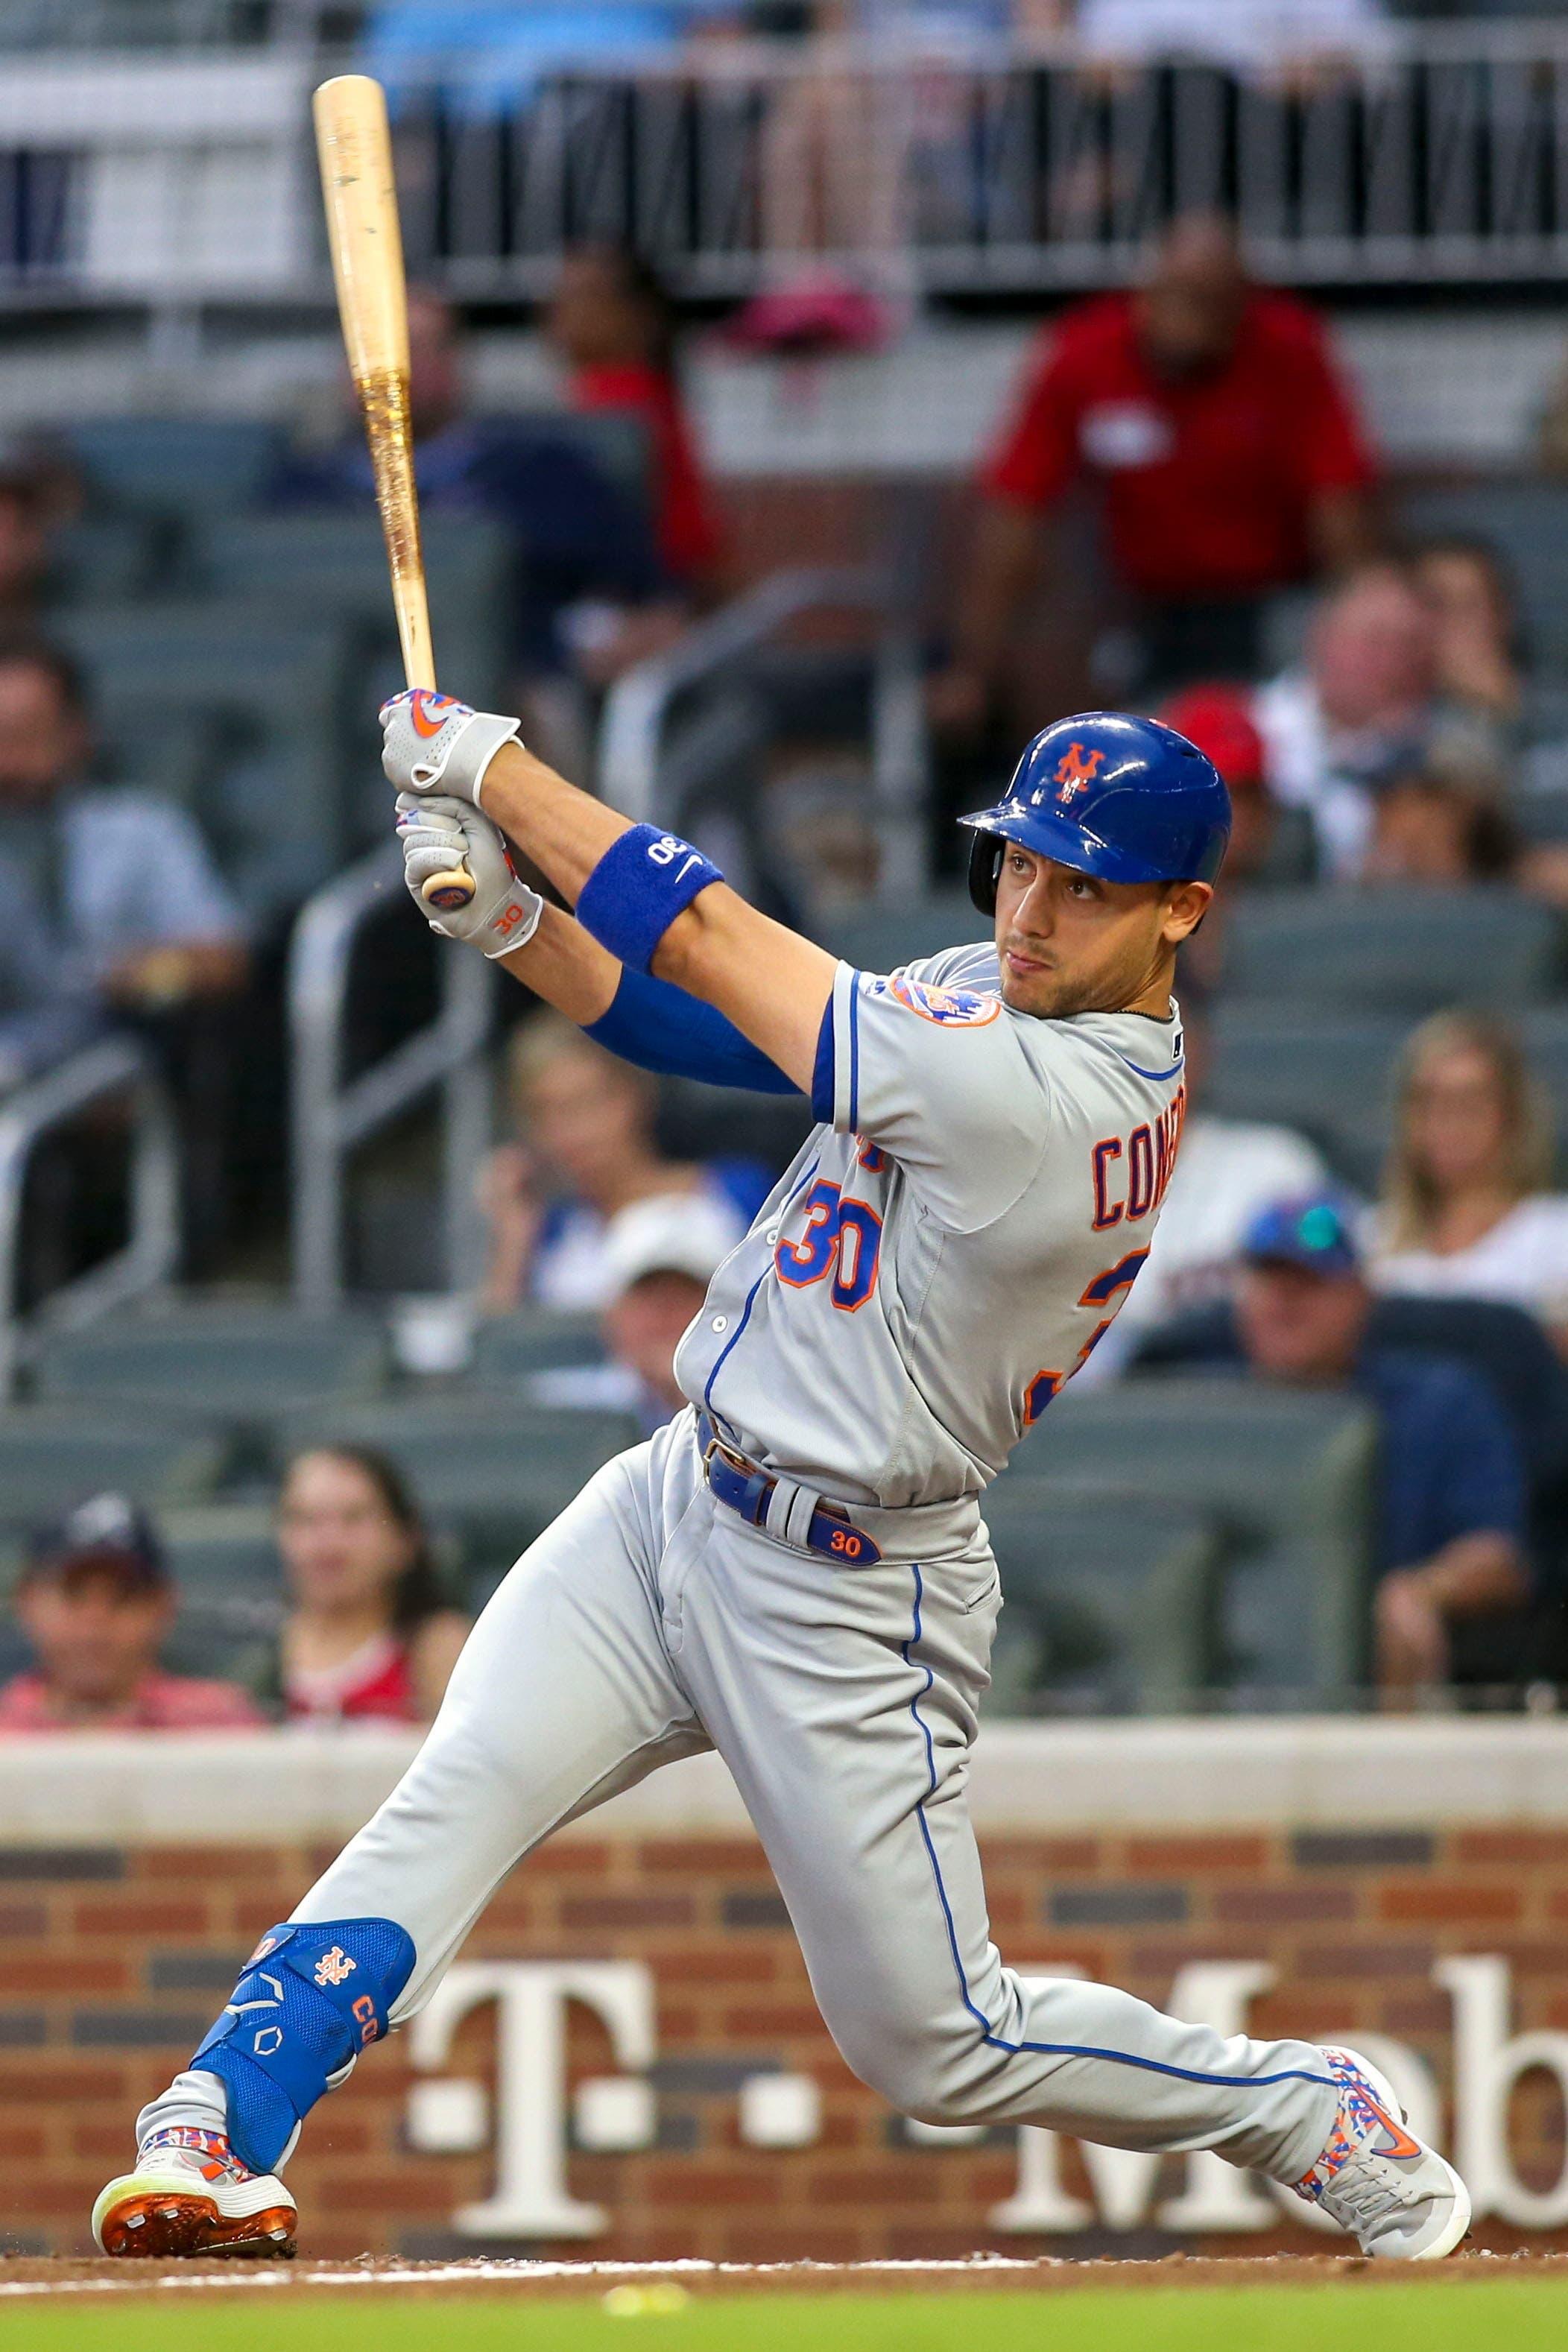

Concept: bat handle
[[421, 866, 478, 913]]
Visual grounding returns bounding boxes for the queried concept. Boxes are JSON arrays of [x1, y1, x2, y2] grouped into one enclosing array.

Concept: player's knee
[[828, 2003, 991, 2128]]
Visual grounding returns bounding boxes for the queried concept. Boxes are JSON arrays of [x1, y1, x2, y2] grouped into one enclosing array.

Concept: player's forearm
[[479, 740, 833, 1087], [479, 740, 630, 904], [493, 902, 622, 1027]]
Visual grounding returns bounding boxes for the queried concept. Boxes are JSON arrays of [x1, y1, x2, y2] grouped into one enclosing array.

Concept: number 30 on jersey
[[775, 1178, 883, 1312]]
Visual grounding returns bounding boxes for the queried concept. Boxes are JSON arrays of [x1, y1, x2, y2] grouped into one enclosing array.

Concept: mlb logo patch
[[884, 975, 1000, 1026]]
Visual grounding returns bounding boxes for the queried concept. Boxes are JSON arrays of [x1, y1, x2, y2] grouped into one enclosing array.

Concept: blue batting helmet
[[961, 712, 1232, 914]]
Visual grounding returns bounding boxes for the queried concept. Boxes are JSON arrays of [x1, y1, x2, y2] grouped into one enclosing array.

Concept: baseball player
[[95, 706, 1470, 2263]]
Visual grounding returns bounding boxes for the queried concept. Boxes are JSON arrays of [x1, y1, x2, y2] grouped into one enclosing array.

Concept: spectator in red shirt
[[548, 244, 726, 603], [0, 1494, 262, 1734], [933, 213, 1377, 730]]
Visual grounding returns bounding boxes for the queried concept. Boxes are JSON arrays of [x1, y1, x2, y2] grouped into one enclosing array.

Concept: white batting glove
[[396, 794, 544, 959], [380, 687, 521, 810]]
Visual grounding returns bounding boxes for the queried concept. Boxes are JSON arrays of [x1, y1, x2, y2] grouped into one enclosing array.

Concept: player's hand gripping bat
[[313, 72, 475, 912]]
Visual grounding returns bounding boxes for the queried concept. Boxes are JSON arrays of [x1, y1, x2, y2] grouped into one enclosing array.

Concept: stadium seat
[[654, 1078, 813, 1175], [0, 1403, 233, 1532], [64, 417, 286, 523], [50, 601, 352, 917], [821, 891, 992, 973], [189, 513, 518, 806], [1007, 1379, 1379, 1702], [159, 1502, 280, 1596], [1221, 886, 1562, 1014], [978, 1484, 1221, 1714], [469, 1309, 613, 1384], [155, 1503, 282, 1692], [35, 1305, 391, 1438], [271, 1394, 639, 1589], [1204, 1008, 1408, 1189], [46, 513, 156, 605]]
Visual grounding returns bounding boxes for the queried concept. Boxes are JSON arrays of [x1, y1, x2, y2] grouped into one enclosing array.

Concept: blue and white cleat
[[1292, 2045, 1470, 2260], [92, 2126, 296, 2259]]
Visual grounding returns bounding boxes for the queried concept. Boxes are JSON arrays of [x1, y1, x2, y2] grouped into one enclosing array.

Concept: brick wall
[[4, 1820, 1567, 2262]]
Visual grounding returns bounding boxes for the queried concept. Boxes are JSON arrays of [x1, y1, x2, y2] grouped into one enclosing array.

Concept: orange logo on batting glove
[[407, 689, 468, 739]]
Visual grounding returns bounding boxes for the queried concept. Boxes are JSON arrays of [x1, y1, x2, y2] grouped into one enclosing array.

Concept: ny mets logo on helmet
[[1052, 742, 1105, 804], [884, 975, 1000, 1026]]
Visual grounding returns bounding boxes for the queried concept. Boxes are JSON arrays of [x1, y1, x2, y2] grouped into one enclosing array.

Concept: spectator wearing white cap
[[527, 1190, 740, 1434]]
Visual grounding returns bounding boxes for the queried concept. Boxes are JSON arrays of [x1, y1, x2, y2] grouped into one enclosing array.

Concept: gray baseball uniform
[[142, 946, 1338, 2182]]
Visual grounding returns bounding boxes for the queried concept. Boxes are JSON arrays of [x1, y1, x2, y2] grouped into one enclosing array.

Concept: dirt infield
[[4, 2251, 1567, 2301]]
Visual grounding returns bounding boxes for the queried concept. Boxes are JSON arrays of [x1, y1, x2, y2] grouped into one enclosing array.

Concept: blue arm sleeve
[[584, 967, 800, 1096]]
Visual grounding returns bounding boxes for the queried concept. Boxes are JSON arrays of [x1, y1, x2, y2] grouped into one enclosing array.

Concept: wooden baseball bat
[[313, 72, 475, 911]]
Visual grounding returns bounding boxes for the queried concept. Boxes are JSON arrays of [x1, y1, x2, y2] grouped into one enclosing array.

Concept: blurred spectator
[[549, 245, 725, 601], [1234, 1195, 1531, 1704], [480, 1017, 769, 1314], [259, 1447, 469, 1727], [1078, 0, 1386, 69], [1411, 538, 1523, 729], [0, 637, 246, 1056], [934, 214, 1376, 730], [1157, 683, 1283, 882], [272, 288, 672, 695], [529, 1192, 739, 1432], [1370, 1014, 1568, 1350], [0, 466, 49, 633], [0, 1495, 262, 1733], [1359, 768, 1517, 887], [365, 1, 742, 118], [1253, 564, 1437, 879], [1074, 1006, 1327, 1384]]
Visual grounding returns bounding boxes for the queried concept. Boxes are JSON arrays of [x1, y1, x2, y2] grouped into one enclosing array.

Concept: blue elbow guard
[[191, 1918, 415, 2174], [575, 825, 723, 973]]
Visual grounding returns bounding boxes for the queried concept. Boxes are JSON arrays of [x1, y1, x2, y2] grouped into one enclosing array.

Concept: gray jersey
[[675, 945, 1186, 1506]]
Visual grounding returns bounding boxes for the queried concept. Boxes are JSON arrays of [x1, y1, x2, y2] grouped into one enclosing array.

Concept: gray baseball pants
[[148, 1410, 1338, 2180]]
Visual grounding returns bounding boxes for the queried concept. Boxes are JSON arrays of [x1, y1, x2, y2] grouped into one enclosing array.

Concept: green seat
[[1223, 887, 1562, 1015], [192, 513, 515, 695], [272, 1394, 639, 1586], [36, 1306, 389, 1430], [470, 1310, 610, 1384], [1205, 1008, 1408, 1190], [1009, 1379, 1379, 1703], [0, 1405, 232, 1531], [821, 892, 992, 973], [65, 417, 285, 522], [51, 602, 351, 916], [159, 1502, 280, 1597], [46, 513, 156, 604], [979, 1483, 1221, 1715]]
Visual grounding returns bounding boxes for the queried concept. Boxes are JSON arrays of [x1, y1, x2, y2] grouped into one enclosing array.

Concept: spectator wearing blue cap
[[1233, 1192, 1531, 1705]]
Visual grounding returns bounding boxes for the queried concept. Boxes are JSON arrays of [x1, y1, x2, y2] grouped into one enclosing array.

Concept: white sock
[[134, 2069, 230, 2152]]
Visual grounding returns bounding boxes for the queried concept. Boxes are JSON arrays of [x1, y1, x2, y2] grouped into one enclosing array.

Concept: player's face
[[992, 847, 1210, 1019]]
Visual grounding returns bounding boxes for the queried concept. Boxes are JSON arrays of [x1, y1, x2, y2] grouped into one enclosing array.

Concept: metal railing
[[7, 26, 1568, 304], [0, 1035, 180, 1400], [598, 563, 929, 903], [289, 840, 492, 1308], [385, 25, 1568, 298]]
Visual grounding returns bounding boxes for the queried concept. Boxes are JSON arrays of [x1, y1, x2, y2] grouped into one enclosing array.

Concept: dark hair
[[283, 1444, 449, 1634], [0, 632, 89, 721], [1409, 534, 1523, 651], [585, 243, 679, 374]]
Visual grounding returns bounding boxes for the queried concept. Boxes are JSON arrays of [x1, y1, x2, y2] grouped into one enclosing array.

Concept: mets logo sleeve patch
[[821, 956, 1050, 1234]]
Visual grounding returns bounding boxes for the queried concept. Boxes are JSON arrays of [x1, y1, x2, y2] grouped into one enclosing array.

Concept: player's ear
[[1160, 880, 1212, 944]]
